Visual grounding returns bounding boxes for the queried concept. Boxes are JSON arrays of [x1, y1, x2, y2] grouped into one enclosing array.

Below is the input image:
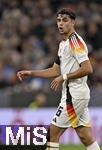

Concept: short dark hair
[[57, 8, 76, 20]]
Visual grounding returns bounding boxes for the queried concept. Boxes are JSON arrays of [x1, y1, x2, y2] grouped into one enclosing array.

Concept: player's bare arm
[[67, 59, 93, 80], [17, 63, 60, 81], [51, 59, 93, 91]]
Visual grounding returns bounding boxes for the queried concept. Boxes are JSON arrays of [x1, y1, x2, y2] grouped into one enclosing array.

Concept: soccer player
[[17, 8, 100, 150]]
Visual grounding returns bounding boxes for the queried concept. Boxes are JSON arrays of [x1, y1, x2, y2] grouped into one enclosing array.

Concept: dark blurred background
[[0, 0, 102, 107]]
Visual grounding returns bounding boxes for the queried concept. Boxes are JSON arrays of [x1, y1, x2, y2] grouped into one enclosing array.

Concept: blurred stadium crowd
[[0, 0, 102, 107]]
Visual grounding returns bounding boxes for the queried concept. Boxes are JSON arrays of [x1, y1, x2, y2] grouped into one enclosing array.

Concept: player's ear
[[71, 19, 75, 26]]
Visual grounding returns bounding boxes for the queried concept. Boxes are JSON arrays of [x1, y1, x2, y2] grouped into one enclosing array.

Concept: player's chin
[[59, 31, 65, 35]]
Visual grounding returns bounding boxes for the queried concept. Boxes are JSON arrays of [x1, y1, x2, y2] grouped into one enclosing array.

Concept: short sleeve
[[69, 33, 89, 64], [54, 56, 60, 65]]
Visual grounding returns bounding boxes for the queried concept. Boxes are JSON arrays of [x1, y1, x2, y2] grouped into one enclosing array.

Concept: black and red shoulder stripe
[[69, 33, 86, 53]]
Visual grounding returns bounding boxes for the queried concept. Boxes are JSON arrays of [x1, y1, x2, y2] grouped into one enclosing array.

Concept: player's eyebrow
[[57, 15, 70, 21]]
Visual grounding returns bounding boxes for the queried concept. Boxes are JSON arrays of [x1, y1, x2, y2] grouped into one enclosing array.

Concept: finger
[[50, 83, 56, 89], [52, 84, 58, 91], [55, 86, 58, 91], [17, 72, 22, 77], [51, 80, 56, 87], [18, 76, 23, 81], [50, 81, 56, 89], [51, 82, 58, 90], [55, 83, 59, 91]]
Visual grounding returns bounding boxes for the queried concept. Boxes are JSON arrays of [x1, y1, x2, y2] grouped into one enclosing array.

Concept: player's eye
[[57, 18, 61, 22], [63, 18, 69, 22]]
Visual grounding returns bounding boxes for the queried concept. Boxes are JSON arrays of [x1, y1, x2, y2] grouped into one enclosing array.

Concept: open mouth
[[59, 27, 64, 31], [59, 27, 63, 30]]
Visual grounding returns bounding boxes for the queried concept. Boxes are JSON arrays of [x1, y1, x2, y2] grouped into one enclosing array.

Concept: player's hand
[[50, 75, 64, 91], [17, 70, 32, 81]]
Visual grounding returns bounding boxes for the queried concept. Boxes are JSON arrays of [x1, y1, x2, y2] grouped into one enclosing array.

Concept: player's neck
[[62, 29, 75, 41]]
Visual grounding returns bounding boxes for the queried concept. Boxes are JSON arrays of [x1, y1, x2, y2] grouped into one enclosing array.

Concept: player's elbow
[[80, 60, 93, 75], [86, 66, 93, 75], [90, 67, 93, 74], [55, 70, 60, 76]]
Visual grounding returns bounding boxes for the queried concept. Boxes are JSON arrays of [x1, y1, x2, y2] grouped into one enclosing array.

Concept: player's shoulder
[[69, 32, 84, 42], [68, 32, 88, 52]]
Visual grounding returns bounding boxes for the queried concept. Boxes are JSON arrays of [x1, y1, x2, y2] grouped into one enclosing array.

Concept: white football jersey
[[57, 32, 90, 102]]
